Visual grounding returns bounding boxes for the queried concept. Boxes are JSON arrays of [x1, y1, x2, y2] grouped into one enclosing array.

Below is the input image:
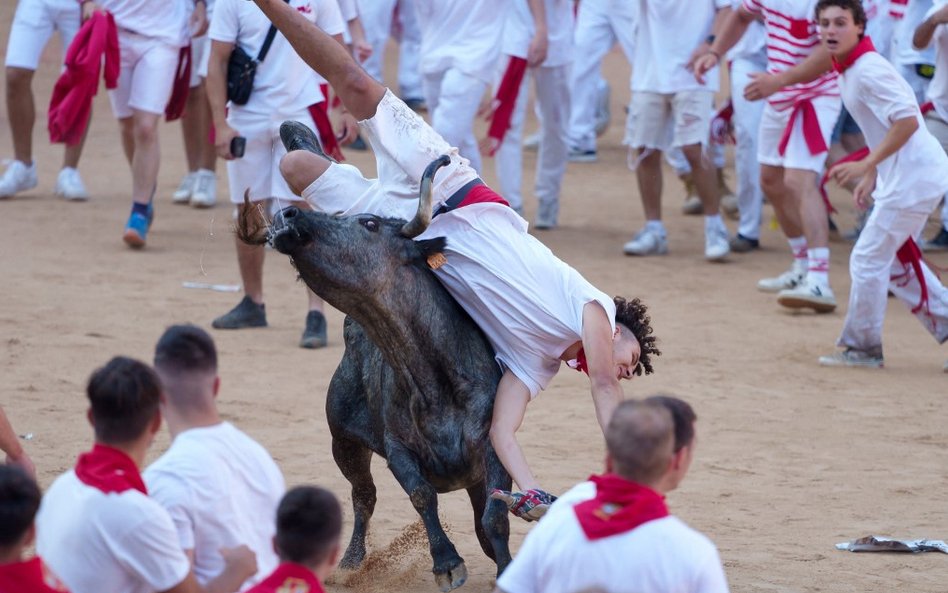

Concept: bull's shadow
[[238, 157, 512, 591]]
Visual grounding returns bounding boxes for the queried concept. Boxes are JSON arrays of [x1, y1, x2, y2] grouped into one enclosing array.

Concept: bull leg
[[385, 440, 467, 592], [465, 482, 495, 561], [482, 443, 513, 576], [332, 436, 377, 569]]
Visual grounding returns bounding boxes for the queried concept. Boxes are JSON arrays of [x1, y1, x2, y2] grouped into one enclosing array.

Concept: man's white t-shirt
[[36, 471, 191, 593], [840, 51, 948, 205], [502, 0, 573, 68], [99, 0, 190, 46], [892, 0, 936, 66], [144, 422, 286, 590], [210, 0, 345, 116], [632, 0, 728, 93], [414, 0, 504, 84], [924, 0, 948, 119], [497, 481, 730, 593]]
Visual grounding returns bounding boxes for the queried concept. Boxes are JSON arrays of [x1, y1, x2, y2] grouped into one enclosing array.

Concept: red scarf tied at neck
[[831, 35, 876, 74], [573, 474, 669, 541], [74, 443, 147, 495]]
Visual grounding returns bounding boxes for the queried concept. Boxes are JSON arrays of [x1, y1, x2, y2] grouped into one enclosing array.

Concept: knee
[[5, 67, 32, 94], [679, 144, 705, 167], [759, 168, 783, 197], [133, 116, 160, 144], [280, 150, 330, 196], [782, 171, 818, 198]]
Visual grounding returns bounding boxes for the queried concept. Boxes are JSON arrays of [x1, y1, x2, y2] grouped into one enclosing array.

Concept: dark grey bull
[[239, 157, 512, 590]]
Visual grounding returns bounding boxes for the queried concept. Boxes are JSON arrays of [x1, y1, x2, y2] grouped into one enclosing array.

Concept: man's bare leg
[[756, 164, 809, 291], [6, 67, 35, 165], [280, 150, 333, 195]]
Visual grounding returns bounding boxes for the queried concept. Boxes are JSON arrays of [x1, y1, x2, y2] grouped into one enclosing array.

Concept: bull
[[238, 157, 512, 591]]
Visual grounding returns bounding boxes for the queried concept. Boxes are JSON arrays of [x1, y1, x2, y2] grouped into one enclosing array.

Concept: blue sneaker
[[145, 201, 155, 229], [123, 211, 149, 248]]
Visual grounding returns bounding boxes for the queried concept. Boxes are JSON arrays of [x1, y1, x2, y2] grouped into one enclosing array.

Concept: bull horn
[[401, 154, 452, 238]]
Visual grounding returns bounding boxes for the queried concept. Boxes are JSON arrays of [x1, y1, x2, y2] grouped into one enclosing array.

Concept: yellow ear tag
[[427, 253, 447, 270]]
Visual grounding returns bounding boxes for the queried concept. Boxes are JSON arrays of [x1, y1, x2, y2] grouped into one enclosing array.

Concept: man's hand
[[190, 1, 209, 37], [829, 158, 871, 188], [81, 1, 102, 23], [352, 40, 372, 63], [335, 110, 359, 145], [490, 489, 557, 522], [743, 71, 783, 101], [850, 166, 877, 210], [527, 30, 548, 67], [692, 53, 720, 85], [220, 545, 257, 584], [214, 123, 240, 160]]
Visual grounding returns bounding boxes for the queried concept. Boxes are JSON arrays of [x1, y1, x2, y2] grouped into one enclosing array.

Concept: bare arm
[[0, 407, 33, 477], [693, 6, 755, 82], [525, 0, 548, 66], [832, 116, 919, 208], [162, 546, 257, 593], [743, 44, 832, 101], [581, 303, 623, 433], [206, 40, 239, 160], [913, 5, 948, 50], [489, 371, 538, 491]]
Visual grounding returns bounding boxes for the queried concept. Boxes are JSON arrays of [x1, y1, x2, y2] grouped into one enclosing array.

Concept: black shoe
[[279, 120, 335, 162], [212, 296, 267, 329], [922, 227, 948, 252], [347, 135, 368, 151], [300, 310, 328, 349], [403, 97, 427, 112], [729, 233, 759, 252]]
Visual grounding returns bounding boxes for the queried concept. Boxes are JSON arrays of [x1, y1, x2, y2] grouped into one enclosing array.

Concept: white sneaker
[[0, 160, 38, 198], [623, 228, 668, 256], [705, 227, 730, 261], [777, 279, 837, 313], [55, 167, 89, 201], [819, 347, 884, 368], [190, 170, 217, 208], [173, 172, 197, 204], [757, 267, 806, 293], [523, 132, 540, 152]]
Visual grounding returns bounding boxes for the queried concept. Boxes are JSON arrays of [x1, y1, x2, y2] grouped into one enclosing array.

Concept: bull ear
[[410, 237, 448, 269]]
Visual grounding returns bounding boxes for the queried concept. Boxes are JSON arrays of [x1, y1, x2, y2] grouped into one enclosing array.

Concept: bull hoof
[[434, 561, 468, 592], [339, 544, 366, 570]]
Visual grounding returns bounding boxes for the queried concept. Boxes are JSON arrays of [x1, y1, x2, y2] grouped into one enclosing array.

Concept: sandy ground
[[2, 7, 948, 593]]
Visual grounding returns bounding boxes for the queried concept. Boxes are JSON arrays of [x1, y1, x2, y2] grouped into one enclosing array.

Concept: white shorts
[[757, 95, 841, 174], [225, 108, 314, 206], [5, 0, 81, 70], [625, 90, 714, 151], [189, 35, 211, 88], [108, 29, 180, 119]]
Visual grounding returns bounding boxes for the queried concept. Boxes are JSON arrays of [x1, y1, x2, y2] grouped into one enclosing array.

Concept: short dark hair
[[154, 324, 218, 374], [644, 394, 697, 452], [605, 400, 675, 484], [87, 356, 161, 444], [275, 486, 342, 565], [614, 297, 661, 376], [815, 0, 867, 33], [0, 464, 41, 548]]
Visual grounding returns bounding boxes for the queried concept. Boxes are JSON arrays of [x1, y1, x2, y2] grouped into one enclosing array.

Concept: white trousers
[[838, 197, 948, 352], [423, 69, 487, 173], [731, 54, 767, 240], [495, 62, 570, 213], [566, 0, 636, 152], [396, 0, 423, 99]]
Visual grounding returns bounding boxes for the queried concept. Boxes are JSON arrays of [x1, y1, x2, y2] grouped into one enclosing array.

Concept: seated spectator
[[495, 397, 729, 593], [36, 356, 257, 593], [145, 325, 286, 589], [0, 464, 68, 592], [245, 486, 342, 593]]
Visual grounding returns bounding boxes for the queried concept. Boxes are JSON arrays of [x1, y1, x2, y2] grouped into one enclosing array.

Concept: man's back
[[145, 422, 285, 588]]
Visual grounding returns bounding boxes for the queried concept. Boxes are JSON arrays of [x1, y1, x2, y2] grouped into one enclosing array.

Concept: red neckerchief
[[0, 557, 70, 593], [164, 45, 192, 121], [777, 99, 828, 157], [831, 35, 876, 74], [74, 443, 147, 495], [573, 474, 669, 541], [566, 347, 588, 375], [484, 56, 529, 156], [247, 563, 325, 593]]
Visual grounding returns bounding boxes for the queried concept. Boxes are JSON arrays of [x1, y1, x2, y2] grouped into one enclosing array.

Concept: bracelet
[[706, 34, 716, 45], [708, 49, 721, 61]]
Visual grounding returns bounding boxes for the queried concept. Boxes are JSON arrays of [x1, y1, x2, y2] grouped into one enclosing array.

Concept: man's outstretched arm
[[249, 0, 384, 119]]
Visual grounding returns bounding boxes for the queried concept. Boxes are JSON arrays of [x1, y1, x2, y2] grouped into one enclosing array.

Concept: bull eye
[[361, 218, 380, 233]]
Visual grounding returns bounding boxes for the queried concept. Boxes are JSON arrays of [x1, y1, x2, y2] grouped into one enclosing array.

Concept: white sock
[[807, 247, 830, 287], [704, 214, 725, 234], [788, 236, 808, 273], [645, 220, 667, 238]]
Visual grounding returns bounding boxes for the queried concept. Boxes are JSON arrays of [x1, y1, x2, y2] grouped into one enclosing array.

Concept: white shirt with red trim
[[501, 0, 574, 68], [496, 481, 729, 593], [925, 0, 948, 119], [741, 0, 839, 111], [36, 471, 191, 593], [144, 422, 286, 591], [632, 0, 729, 93], [414, 0, 505, 84], [840, 51, 948, 206], [210, 0, 345, 115], [863, 0, 895, 59]]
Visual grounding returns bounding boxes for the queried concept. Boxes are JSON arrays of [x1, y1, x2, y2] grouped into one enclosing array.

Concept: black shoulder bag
[[226, 2, 288, 105]]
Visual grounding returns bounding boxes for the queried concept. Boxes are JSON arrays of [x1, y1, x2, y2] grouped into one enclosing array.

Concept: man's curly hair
[[614, 296, 660, 376]]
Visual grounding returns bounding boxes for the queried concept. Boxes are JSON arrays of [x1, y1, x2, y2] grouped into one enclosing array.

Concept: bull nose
[[282, 206, 300, 219]]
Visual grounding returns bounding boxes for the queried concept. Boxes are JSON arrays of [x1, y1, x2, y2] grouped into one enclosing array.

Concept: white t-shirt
[[727, 0, 766, 61], [36, 471, 191, 593], [210, 0, 345, 115], [502, 0, 574, 68], [632, 0, 728, 93], [336, 0, 357, 21], [144, 422, 286, 590], [497, 481, 730, 593], [892, 0, 936, 66], [840, 50, 948, 205], [924, 0, 948, 119], [864, 0, 895, 59], [417, 204, 616, 398], [415, 0, 504, 84], [742, 0, 839, 111], [99, 0, 191, 46]]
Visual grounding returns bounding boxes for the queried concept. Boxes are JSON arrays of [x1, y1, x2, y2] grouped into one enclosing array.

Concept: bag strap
[[256, 0, 291, 63]]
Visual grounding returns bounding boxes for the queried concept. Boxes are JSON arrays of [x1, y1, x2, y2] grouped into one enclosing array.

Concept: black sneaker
[[279, 120, 335, 162], [300, 310, 327, 349], [922, 227, 948, 252], [347, 135, 368, 151], [212, 296, 267, 329], [728, 233, 760, 252], [403, 97, 427, 112]]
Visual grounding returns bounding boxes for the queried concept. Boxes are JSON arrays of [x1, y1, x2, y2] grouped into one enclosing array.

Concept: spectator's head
[[274, 486, 343, 576], [604, 400, 675, 489], [613, 297, 661, 377], [153, 325, 220, 419], [0, 464, 42, 560], [816, 0, 866, 51], [86, 356, 162, 447], [644, 394, 697, 453]]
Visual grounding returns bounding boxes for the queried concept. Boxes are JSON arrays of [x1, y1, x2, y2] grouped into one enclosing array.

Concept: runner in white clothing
[[814, 0, 948, 368], [246, 0, 661, 521]]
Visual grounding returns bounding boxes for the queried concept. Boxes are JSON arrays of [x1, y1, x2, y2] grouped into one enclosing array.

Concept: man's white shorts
[[225, 108, 314, 208], [5, 0, 81, 70], [625, 90, 714, 151], [108, 30, 180, 119], [189, 35, 211, 88], [757, 95, 841, 174]]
